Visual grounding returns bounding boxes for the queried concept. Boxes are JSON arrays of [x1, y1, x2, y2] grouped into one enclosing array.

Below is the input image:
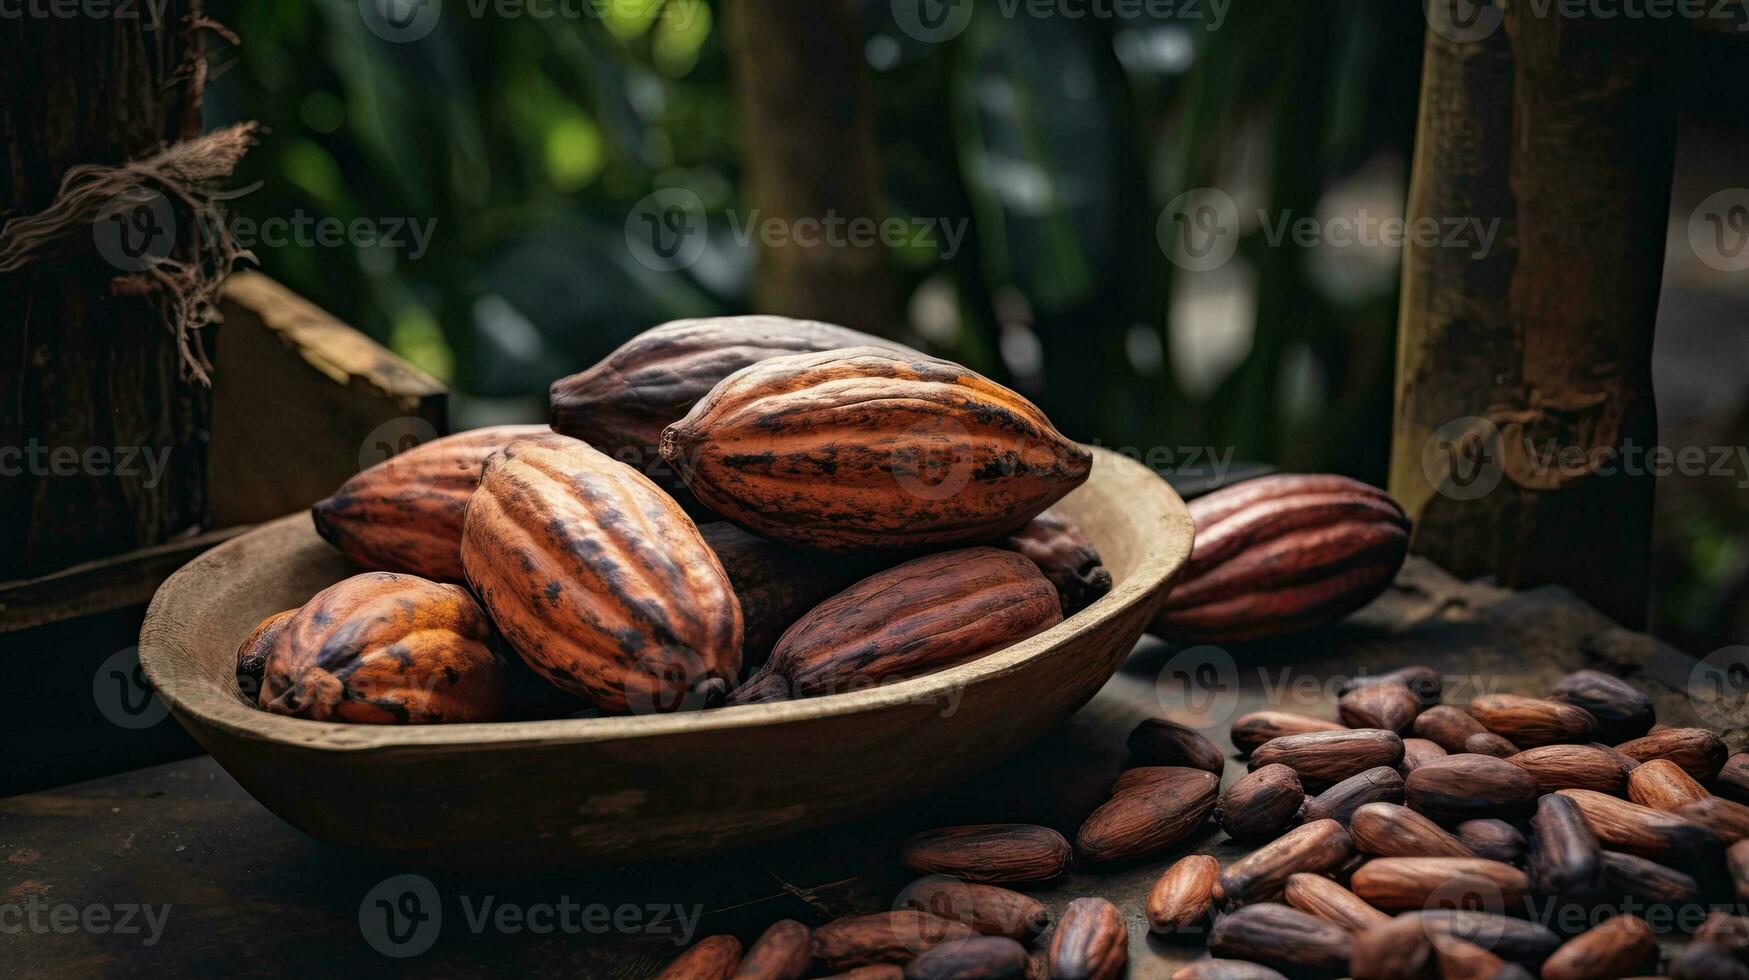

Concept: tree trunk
[[0, 3, 212, 579], [1389, 2, 1677, 628], [724, 0, 895, 334]]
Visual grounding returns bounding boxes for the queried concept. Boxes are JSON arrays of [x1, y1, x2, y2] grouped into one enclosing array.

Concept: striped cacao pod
[[258, 572, 505, 723], [1151, 474, 1409, 644], [311, 424, 547, 581], [728, 547, 1061, 704], [999, 508, 1112, 615], [661, 347, 1091, 551], [461, 433, 743, 713]]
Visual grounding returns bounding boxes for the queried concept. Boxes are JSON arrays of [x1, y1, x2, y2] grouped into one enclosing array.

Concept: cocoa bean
[[1728, 838, 1749, 901], [1540, 915, 1658, 980], [1629, 758, 1711, 812], [1229, 712, 1345, 756], [1465, 732, 1521, 757], [1455, 819, 1527, 865], [1530, 793, 1604, 899], [1349, 857, 1529, 912], [1218, 819, 1354, 906], [1171, 960, 1290, 980], [811, 912, 977, 971], [1045, 898, 1126, 980], [1338, 665, 1443, 709], [1671, 941, 1749, 980], [1676, 796, 1749, 844], [1148, 854, 1220, 936], [1694, 912, 1749, 958], [1548, 669, 1656, 743], [1409, 910, 1561, 966], [1555, 789, 1722, 864], [902, 936, 1028, 980], [897, 879, 1048, 943], [1218, 765, 1304, 842], [1075, 767, 1220, 864], [823, 968, 904, 980], [1207, 904, 1352, 979], [1248, 729, 1404, 789], [1506, 744, 1630, 795], [1350, 801, 1474, 858], [1282, 873, 1390, 931], [1467, 694, 1597, 748], [1405, 754, 1540, 823], [1128, 718, 1226, 774], [1401, 738, 1449, 774], [659, 934, 743, 980], [1413, 705, 1488, 753], [735, 920, 811, 980], [1601, 850, 1702, 908], [1713, 753, 1749, 805], [1348, 913, 1436, 980], [1338, 681, 1422, 734], [1299, 766, 1404, 825], [900, 825, 1072, 884], [1435, 940, 1531, 980], [1617, 728, 1729, 781]]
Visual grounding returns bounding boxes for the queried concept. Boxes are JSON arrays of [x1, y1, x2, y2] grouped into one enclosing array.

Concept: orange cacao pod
[[258, 572, 505, 723], [660, 347, 1091, 551], [311, 424, 547, 581], [997, 508, 1112, 615], [1151, 474, 1409, 643], [728, 548, 1061, 704], [550, 316, 911, 473], [460, 433, 743, 713]]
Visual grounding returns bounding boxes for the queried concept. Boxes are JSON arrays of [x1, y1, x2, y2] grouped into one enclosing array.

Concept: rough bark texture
[[0, 3, 211, 578], [1389, 2, 1676, 628], [724, 0, 895, 334]]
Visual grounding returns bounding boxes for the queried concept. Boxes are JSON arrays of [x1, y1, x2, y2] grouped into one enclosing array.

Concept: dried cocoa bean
[[734, 920, 812, 980], [658, 934, 743, 980], [1548, 669, 1656, 742], [1207, 904, 1352, 979], [1464, 732, 1521, 758], [1281, 873, 1390, 931], [1046, 898, 1127, 980], [1128, 718, 1226, 774], [897, 879, 1048, 943], [1617, 728, 1729, 781], [1412, 705, 1488, 753], [729, 549, 1061, 704], [1713, 753, 1749, 804], [1728, 838, 1749, 901], [1217, 819, 1354, 906], [823, 968, 905, 980], [1505, 744, 1630, 795], [810, 912, 977, 971], [1412, 910, 1561, 966], [1338, 665, 1443, 708], [1349, 802, 1474, 858], [1601, 850, 1702, 908], [1401, 738, 1448, 774], [1248, 729, 1404, 789], [1349, 857, 1529, 912], [1148, 854, 1220, 936], [1628, 758, 1711, 811], [1467, 694, 1597, 748], [1694, 912, 1749, 957], [1299, 766, 1404, 825], [1405, 754, 1540, 823], [1171, 960, 1290, 980], [902, 936, 1029, 980], [1540, 915, 1658, 980], [1555, 788, 1722, 864], [1075, 766, 1219, 864], [1671, 941, 1749, 980], [1217, 765, 1304, 842], [997, 509, 1112, 616], [1229, 712, 1344, 756], [1434, 940, 1531, 980], [1338, 681, 1422, 734], [1676, 796, 1749, 844], [1348, 913, 1436, 980], [1530, 793, 1604, 899], [899, 825, 1071, 885], [1455, 819, 1527, 865]]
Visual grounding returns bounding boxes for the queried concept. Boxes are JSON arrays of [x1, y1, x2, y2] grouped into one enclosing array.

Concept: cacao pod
[[311, 424, 547, 581], [461, 433, 742, 713], [997, 509, 1111, 615], [257, 572, 505, 723], [729, 548, 1060, 704], [660, 347, 1091, 551], [235, 607, 296, 703], [1150, 474, 1409, 644], [549, 316, 912, 475]]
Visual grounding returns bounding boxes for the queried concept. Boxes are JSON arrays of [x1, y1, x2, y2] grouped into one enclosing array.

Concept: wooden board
[[1, 559, 1732, 977]]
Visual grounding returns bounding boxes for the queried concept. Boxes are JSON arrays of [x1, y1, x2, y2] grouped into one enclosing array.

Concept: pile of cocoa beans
[[653, 667, 1749, 980]]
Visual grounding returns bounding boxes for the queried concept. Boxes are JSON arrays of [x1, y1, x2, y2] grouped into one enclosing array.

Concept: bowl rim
[[139, 445, 1193, 754]]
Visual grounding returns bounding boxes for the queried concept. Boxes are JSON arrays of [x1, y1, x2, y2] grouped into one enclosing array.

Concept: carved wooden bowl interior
[[139, 446, 1194, 867]]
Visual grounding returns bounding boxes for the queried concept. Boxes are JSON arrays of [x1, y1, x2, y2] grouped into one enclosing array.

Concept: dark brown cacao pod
[[997, 509, 1111, 615]]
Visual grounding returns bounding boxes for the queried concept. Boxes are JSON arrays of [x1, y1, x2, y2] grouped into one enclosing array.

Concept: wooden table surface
[[2, 559, 1733, 978]]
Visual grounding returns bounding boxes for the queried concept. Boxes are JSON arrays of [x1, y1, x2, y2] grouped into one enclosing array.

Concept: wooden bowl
[[139, 447, 1192, 867]]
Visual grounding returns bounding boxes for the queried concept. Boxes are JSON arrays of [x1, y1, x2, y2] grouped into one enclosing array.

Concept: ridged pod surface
[[311, 424, 547, 581], [728, 548, 1062, 704], [235, 607, 297, 702], [549, 316, 912, 464], [460, 433, 743, 714], [258, 572, 504, 724], [997, 508, 1112, 615], [661, 347, 1092, 551], [1151, 474, 1409, 643]]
